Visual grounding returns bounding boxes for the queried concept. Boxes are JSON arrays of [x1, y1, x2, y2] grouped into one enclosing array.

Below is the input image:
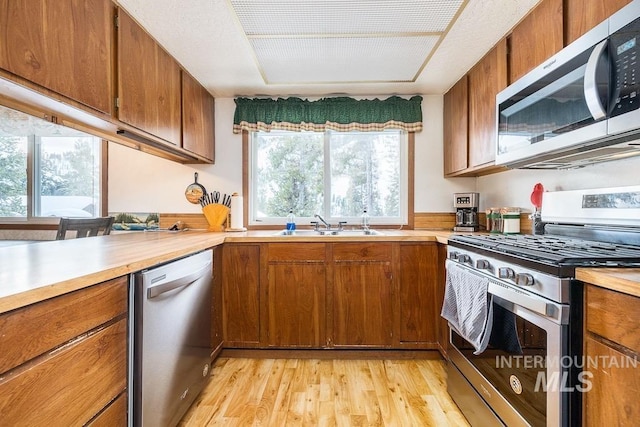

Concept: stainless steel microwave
[[495, 0, 640, 169]]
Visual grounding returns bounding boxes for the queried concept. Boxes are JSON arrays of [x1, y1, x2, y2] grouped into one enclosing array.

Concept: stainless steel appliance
[[129, 250, 213, 427], [495, 0, 640, 169], [445, 185, 640, 427], [454, 192, 480, 232]]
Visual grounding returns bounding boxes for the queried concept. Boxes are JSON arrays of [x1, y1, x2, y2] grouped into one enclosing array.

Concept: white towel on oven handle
[[441, 260, 493, 355]]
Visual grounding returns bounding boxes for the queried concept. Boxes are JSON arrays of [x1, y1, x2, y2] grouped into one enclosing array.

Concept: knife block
[[202, 204, 230, 232]]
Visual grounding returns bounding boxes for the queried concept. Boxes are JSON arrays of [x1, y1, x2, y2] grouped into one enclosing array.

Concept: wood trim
[[242, 130, 249, 229], [241, 130, 416, 230], [219, 348, 443, 360], [101, 140, 109, 216], [407, 132, 415, 229], [414, 213, 456, 230], [158, 213, 208, 230]]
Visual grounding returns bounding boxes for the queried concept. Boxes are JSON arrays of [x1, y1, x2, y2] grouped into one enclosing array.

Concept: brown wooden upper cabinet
[[508, 0, 563, 84], [443, 40, 507, 177], [443, 76, 468, 175], [468, 39, 508, 170], [117, 9, 181, 146], [564, 0, 632, 44], [0, 0, 113, 114], [182, 71, 215, 162]]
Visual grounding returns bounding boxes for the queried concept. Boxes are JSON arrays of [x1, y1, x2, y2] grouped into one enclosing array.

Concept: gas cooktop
[[449, 234, 640, 267]]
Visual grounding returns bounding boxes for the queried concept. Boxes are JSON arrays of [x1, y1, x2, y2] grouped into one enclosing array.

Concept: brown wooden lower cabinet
[[222, 244, 261, 346], [222, 241, 445, 351], [583, 284, 640, 426], [398, 243, 439, 345], [265, 243, 326, 347], [332, 243, 394, 347], [0, 277, 128, 425], [86, 391, 128, 427]]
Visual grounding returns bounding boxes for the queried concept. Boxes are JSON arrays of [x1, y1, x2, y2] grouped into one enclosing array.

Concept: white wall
[[476, 157, 640, 212], [109, 95, 640, 215], [109, 98, 243, 213], [109, 96, 476, 214]]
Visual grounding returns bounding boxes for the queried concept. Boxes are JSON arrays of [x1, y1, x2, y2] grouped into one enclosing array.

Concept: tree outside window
[[250, 130, 407, 226]]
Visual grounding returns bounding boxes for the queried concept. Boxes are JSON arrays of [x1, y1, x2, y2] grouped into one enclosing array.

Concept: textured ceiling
[[115, 0, 542, 97]]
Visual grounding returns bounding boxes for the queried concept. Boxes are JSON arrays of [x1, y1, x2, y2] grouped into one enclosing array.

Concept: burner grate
[[451, 234, 640, 265]]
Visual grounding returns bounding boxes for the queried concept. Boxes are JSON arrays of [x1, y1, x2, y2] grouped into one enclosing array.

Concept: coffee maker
[[454, 192, 479, 232]]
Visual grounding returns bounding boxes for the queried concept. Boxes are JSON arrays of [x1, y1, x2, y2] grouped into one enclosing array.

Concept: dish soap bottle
[[361, 208, 370, 230], [286, 209, 296, 232]]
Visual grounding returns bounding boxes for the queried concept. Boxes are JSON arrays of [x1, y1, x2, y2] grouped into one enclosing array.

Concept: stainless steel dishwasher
[[129, 249, 213, 427]]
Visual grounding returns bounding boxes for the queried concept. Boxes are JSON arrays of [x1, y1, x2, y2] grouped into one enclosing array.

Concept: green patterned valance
[[233, 95, 423, 133]]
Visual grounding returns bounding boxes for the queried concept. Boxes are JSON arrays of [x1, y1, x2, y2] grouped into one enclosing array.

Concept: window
[[249, 130, 408, 226], [0, 106, 103, 220]]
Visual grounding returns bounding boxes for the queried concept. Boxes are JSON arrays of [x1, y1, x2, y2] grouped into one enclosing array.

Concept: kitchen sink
[[272, 229, 384, 237]]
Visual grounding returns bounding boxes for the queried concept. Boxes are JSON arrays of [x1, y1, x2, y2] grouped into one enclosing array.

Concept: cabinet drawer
[[332, 243, 392, 262], [0, 318, 127, 425], [87, 392, 127, 427], [0, 276, 127, 374], [586, 284, 640, 354], [267, 243, 325, 262]]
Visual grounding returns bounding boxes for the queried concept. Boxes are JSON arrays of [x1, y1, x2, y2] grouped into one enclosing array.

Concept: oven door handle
[[488, 281, 551, 317]]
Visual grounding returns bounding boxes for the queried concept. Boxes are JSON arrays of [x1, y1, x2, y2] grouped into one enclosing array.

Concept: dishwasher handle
[[146, 261, 211, 299]]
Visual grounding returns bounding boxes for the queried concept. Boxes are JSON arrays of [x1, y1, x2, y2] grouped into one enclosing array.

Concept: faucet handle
[[338, 221, 347, 231]]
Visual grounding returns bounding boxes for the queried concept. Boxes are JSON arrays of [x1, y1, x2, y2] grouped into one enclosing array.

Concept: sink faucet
[[314, 214, 331, 230]]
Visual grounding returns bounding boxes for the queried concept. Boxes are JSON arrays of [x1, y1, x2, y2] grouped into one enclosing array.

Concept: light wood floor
[[179, 357, 470, 426]]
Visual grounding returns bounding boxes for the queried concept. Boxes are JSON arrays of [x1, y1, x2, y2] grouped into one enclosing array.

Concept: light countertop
[[2, 229, 638, 314], [0, 229, 455, 314]]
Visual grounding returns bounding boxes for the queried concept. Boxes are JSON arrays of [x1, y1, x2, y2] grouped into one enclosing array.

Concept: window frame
[[243, 130, 415, 229], [0, 135, 108, 226]]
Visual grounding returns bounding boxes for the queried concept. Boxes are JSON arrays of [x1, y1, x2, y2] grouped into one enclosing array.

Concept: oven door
[[447, 266, 571, 427]]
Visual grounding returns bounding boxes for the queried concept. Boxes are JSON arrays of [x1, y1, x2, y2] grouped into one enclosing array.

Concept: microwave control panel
[[611, 17, 640, 117]]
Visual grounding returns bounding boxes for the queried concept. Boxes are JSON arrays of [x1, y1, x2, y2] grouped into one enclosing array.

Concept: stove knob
[[459, 254, 471, 264], [476, 259, 490, 270], [516, 273, 535, 286], [498, 267, 515, 280], [449, 251, 459, 260]]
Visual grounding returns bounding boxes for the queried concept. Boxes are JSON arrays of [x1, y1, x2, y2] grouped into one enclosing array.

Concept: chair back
[[56, 216, 115, 240]]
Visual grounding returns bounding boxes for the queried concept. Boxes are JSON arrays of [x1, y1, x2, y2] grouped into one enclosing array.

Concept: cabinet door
[[117, 9, 181, 145], [398, 243, 438, 344], [509, 0, 563, 83], [583, 335, 640, 426], [468, 39, 507, 168], [565, 0, 632, 44], [222, 244, 261, 345], [0, 0, 113, 114], [267, 263, 326, 347], [332, 243, 393, 347], [265, 243, 326, 347], [182, 71, 215, 162], [443, 76, 468, 175]]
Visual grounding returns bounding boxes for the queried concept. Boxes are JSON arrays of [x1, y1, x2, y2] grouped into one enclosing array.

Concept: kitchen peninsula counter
[[0, 231, 226, 314]]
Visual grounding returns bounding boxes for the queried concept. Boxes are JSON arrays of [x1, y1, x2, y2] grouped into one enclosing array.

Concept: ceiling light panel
[[251, 36, 439, 84], [231, 0, 464, 35], [228, 0, 467, 85]]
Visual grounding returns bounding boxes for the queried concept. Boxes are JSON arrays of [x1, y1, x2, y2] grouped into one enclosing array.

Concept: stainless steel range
[[444, 185, 640, 427]]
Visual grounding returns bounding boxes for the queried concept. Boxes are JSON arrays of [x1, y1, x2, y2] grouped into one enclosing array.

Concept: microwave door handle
[[584, 39, 608, 120]]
